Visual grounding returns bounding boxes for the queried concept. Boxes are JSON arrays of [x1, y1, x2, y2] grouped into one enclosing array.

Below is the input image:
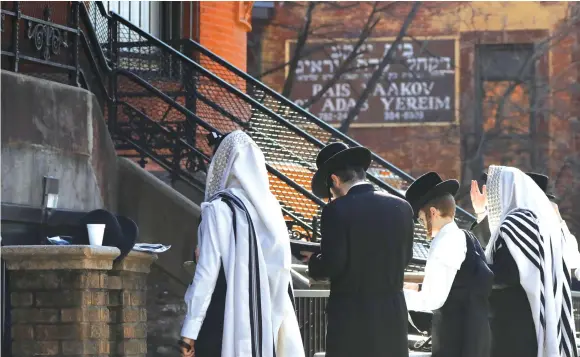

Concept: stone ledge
[[1, 245, 120, 270], [112, 251, 157, 273]]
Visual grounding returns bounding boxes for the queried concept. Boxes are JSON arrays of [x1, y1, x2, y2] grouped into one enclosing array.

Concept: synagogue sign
[[286, 38, 457, 125]]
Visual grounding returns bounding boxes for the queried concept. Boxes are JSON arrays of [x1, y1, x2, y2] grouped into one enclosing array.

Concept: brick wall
[[3, 246, 156, 357], [199, 1, 253, 72], [10, 270, 110, 356], [257, 1, 580, 233]]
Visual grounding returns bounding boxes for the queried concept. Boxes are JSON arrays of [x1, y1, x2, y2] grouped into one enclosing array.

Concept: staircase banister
[[109, 14, 334, 149], [116, 69, 219, 134], [109, 12, 416, 202], [79, 2, 114, 71], [179, 44, 475, 220], [183, 39, 416, 182], [115, 70, 327, 217], [78, 30, 111, 100], [118, 101, 210, 159], [94, 1, 112, 19]]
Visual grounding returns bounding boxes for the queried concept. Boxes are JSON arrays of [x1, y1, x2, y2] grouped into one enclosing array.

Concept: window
[[103, 1, 161, 38], [475, 44, 539, 170]]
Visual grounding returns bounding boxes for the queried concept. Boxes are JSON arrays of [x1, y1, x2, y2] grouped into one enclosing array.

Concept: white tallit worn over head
[[485, 165, 577, 357], [204, 130, 304, 357]]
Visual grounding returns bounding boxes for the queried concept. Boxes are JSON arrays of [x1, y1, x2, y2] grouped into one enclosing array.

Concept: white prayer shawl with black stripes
[[485, 165, 577, 357], [194, 131, 304, 357]]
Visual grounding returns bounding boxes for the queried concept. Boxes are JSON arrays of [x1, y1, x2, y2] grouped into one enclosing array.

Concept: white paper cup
[[87, 224, 106, 246]]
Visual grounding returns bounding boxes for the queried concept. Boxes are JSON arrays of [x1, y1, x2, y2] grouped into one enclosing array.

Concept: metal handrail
[[107, 12, 413, 199], [180, 43, 475, 219], [183, 39, 415, 182], [76, 2, 323, 237], [84, 3, 469, 257]]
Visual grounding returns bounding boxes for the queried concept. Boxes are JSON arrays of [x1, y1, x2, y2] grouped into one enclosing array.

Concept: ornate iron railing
[[1, 1, 477, 269], [1, 2, 82, 85], [90, 3, 474, 266]]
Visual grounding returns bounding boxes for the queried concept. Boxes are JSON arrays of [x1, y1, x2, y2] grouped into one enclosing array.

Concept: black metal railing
[[1, 2, 81, 85], [2, 1, 477, 268], [98, 8, 475, 265]]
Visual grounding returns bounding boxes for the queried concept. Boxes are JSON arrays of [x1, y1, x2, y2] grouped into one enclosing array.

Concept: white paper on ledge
[[132, 243, 171, 254]]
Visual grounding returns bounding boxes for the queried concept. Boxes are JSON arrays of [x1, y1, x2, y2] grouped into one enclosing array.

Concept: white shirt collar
[[434, 220, 460, 240]]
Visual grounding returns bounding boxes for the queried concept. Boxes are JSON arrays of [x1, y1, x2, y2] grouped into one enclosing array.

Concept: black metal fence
[[1, 1, 477, 267], [1, 2, 81, 85], [85, 3, 476, 266]]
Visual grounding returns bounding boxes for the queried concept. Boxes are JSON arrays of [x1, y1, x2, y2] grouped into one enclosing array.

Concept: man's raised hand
[[470, 180, 487, 214]]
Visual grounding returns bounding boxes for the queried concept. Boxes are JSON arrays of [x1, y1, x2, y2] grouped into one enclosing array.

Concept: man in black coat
[[303, 143, 414, 357]]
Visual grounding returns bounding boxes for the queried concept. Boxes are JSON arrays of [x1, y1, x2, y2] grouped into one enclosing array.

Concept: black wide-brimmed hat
[[481, 171, 555, 199], [527, 172, 556, 200], [405, 172, 459, 218], [73, 209, 138, 262], [311, 142, 371, 198]]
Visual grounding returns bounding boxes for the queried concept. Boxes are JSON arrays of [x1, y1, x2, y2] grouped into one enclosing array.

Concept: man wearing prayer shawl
[[471, 172, 580, 281], [179, 131, 305, 357], [474, 165, 577, 357]]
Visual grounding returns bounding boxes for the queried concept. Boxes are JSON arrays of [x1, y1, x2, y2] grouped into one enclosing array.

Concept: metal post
[[171, 125, 183, 184], [70, 1, 80, 86], [1, 259, 11, 357], [108, 16, 118, 136], [12, 1, 20, 72], [183, 54, 198, 150]]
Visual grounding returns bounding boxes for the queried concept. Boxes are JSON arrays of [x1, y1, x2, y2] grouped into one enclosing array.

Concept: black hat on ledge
[[311, 142, 371, 198], [73, 209, 138, 262], [405, 172, 459, 218]]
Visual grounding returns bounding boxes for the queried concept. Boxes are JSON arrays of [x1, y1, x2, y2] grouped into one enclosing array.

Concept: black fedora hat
[[480, 172, 488, 184], [311, 142, 371, 198], [405, 172, 459, 218], [526, 172, 556, 200], [73, 209, 138, 262]]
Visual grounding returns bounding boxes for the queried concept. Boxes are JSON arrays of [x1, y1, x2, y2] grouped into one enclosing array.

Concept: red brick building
[[251, 1, 580, 233]]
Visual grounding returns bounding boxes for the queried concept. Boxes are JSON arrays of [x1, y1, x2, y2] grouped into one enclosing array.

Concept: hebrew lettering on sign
[[287, 38, 457, 124]]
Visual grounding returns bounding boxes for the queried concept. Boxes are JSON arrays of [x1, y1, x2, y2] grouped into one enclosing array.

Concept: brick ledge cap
[[1, 245, 120, 270], [112, 251, 157, 273]]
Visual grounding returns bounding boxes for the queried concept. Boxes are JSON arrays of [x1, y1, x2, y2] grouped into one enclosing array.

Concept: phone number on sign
[[384, 111, 425, 121]]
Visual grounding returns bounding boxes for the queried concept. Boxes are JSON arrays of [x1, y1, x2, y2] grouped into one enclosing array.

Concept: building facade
[[252, 1, 580, 233]]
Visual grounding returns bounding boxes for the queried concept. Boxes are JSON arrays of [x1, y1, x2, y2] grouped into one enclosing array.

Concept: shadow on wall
[[0, 70, 118, 211], [116, 157, 201, 291], [116, 158, 202, 357], [1, 70, 203, 357]]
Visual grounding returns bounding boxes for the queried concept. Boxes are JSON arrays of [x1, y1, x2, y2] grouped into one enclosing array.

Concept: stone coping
[[1, 245, 158, 272], [1, 245, 120, 270], [113, 250, 157, 273]]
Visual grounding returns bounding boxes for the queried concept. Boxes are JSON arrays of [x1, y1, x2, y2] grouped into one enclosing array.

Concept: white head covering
[[205, 130, 290, 265], [485, 165, 576, 357], [486, 165, 561, 242]]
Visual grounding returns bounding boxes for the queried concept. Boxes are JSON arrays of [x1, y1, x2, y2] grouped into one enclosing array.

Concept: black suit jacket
[[309, 183, 414, 291], [470, 216, 491, 248], [308, 183, 414, 357]]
